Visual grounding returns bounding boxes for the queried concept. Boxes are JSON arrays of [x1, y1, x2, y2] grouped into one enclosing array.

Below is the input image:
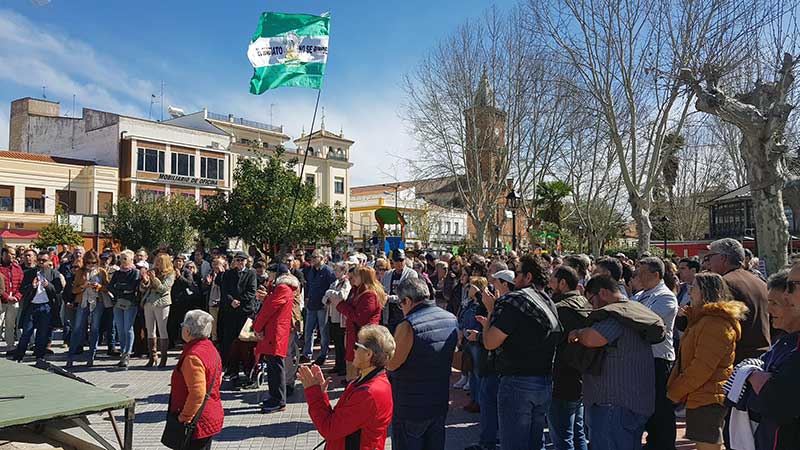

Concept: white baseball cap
[[491, 270, 516, 285]]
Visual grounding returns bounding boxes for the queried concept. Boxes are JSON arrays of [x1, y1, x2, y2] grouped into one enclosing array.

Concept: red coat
[[169, 338, 224, 440], [254, 275, 297, 358], [336, 288, 382, 362], [0, 262, 23, 303], [305, 369, 393, 450]]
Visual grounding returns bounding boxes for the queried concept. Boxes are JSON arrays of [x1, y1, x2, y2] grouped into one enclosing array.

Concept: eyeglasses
[[786, 280, 800, 294], [354, 342, 369, 352]]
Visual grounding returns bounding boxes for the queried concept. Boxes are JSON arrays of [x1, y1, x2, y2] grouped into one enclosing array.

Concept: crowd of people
[[1, 237, 799, 450]]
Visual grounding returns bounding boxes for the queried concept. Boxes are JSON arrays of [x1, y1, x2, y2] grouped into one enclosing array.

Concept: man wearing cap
[[381, 249, 418, 334], [707, 238, 770, 362], [476, 254, 562, 450], [301, 249, 336, 366], [218, 251, 258, 379]]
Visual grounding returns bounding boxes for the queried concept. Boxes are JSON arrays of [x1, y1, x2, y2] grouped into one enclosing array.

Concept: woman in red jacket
[[301, 324, 395, 450], [253, 265, 299, 413], [335, 266, 386, 380]]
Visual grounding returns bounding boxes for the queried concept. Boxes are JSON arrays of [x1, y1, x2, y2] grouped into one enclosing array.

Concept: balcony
[[327, 151, 348, 162], [207, 112, 283, 134]]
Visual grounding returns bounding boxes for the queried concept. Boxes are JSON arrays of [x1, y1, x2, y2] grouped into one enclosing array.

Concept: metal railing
[[207, 112, 283, 133]]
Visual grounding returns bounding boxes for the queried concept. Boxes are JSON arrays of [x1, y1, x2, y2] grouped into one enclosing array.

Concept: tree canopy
[[104, 194, 199, 253]]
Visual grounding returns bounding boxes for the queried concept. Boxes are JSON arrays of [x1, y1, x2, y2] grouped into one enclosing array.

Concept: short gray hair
[[182, 310, 214, 340], [358, 325, 396, 367], [767, 269, 790, 291], [397, 277, 430, 304], [709, 238, 745, 267], [638, 257, 665, 279]]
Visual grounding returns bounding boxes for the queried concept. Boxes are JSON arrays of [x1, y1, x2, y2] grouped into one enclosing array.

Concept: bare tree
[[529, 0, 762, 255], [403, 7, 560, 247], [681, 2, 799, 272]]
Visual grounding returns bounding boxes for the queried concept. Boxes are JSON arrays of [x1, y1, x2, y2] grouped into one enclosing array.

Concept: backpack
[[587, 300, 666, 344]]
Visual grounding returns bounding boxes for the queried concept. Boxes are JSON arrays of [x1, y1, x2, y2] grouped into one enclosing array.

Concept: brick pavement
[[3, 342, 695, 450]]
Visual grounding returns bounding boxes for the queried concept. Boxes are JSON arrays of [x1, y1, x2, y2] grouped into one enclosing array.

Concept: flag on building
[[247, 12, 330, 93]]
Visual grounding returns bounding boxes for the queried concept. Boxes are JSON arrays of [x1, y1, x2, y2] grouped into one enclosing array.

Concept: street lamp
[[505, 189, 521, 252], [42, 195, 71, 214], [659, 216, 670, 257], [577, 224, 585, 254], [382, 183, 401, 235]]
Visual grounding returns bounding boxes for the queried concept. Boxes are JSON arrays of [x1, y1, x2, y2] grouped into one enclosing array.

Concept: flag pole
[[285, 88, 322, 241]]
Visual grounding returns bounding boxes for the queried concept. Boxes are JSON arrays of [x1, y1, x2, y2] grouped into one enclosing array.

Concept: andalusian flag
[[247, 12, 330, 93]]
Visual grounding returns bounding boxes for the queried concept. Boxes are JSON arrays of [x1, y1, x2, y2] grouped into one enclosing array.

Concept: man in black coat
[[15, 250, 63, 365], [217, 251, 257, 377]]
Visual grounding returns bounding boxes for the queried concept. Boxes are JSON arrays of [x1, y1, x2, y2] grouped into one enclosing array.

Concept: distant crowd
[[1, 238, 799, 450]]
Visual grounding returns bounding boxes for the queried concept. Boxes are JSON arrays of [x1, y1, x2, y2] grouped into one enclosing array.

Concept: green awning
[[375, 208, 405, 226]]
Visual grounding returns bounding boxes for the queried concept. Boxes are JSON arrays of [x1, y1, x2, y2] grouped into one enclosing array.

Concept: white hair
[[275, 273, 300, 289], [182, 310, 214, 339]]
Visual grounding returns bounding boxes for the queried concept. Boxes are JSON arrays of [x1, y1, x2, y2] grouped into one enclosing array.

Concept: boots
[[145, 338, 157, 367], [158, 338, 169, 368], [117, 353, 129, 369]]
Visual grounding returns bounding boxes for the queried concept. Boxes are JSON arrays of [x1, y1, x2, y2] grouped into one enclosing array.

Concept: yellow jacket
[[667, 300, 748, 409]]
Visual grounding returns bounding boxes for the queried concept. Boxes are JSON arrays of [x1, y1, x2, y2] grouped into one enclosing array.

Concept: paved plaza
[[2, 343, 481, 450]]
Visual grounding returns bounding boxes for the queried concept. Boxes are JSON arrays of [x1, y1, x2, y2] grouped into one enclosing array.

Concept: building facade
[[350, 184, 468, 250], [0, 151, 118, 249], [707, 179, 800, 239], [165, 109, 354, 232]]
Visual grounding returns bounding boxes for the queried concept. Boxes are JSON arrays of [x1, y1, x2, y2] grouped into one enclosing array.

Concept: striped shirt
[[582, 317, 656, 417]]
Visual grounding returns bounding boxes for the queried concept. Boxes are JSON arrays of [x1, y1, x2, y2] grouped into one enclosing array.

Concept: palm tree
[[535, 180, 573, 228]]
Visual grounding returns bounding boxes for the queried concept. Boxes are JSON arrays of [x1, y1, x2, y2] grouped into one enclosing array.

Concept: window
[[136, 188, 165, 200], [137, 148, 165, 173], [200, 157, 225, 180], [0, 186, 13, 212], [305, 174, 316, 186], [334, 177, 345, 194], [97, 191, 113, 216], [56, 190, 77, 213], [25, 188, 45, 213], [171, 153, 195, 176], [445, 222, 451, 234], [454, 222, 460, 235]]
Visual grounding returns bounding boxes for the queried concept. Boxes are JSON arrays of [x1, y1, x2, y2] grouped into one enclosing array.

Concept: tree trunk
[[473, 218, 488, 250], [745, 136, 789, 274], [630, 197, 653, 256]]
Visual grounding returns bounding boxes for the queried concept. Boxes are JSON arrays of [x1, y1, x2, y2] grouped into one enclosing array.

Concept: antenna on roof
[[320, 106, 326, 130], [160, 81, 165, 122], [41, 85, 46, 99], [149, 94, 157, 120], [71, 94, 76, 117]]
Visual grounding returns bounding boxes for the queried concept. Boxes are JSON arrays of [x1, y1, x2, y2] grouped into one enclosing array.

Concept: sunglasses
[[353, 342, 369, 352], [787, 280, 800, 294]]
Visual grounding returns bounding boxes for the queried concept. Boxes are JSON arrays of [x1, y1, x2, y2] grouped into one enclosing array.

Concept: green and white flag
[[247, 12, 330, 94]]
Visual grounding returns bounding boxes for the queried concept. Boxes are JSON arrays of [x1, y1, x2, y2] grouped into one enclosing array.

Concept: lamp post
[[382, 183, 401, 235], [505, 189, 521, 252], [577, 224, 585, 254], [659, 216, 670, 257]]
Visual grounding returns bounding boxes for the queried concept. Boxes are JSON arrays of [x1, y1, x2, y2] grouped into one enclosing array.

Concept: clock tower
[[464, 70, 507, 186]]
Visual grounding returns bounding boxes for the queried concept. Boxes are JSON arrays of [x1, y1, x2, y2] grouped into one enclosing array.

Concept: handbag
[[161, 361, 219, 450], [238, 317, 261, 342]]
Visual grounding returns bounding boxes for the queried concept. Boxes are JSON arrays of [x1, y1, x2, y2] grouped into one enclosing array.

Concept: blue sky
[[0, 0, 515, 185]]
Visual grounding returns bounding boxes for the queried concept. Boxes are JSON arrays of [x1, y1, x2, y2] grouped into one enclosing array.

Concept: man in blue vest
[[386, 277, 458, 450], [477, 254, 562, 450]]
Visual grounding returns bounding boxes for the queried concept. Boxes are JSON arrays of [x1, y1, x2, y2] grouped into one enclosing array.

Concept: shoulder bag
[[161, 360, 219, 450]]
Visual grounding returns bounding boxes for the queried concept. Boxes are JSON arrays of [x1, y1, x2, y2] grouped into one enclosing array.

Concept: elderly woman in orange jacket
[[667, 272, 748, 450]]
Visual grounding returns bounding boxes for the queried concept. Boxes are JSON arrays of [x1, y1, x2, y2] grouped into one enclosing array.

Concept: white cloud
[[0, 8, 418, 185], [0, 9, 153, 117]]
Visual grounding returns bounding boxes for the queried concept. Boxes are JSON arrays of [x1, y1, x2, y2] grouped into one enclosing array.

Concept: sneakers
[[453, 374, 468, 389], [35, 358, 48, 369], [299, 356, 312, 364], [261, 399, 286, 413], [117, 353, 130, 369], [463, 380, 471, 391]]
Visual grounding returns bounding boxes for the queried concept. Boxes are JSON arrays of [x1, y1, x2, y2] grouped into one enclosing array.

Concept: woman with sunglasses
[[67, 251, 110, 368], [299, 324, 394, 450], [334, 266, 386, 381]]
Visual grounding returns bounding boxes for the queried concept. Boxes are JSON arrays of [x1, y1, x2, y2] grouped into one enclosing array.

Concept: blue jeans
[[547, 398, 588, 450], [113, 306, 138, 354], [497, 375, 551, 450], [586, 404, 648, 450], [15, 302, 51, 360], [391, 414, 446, 450], [69, 303, 105, 359], [464, 342, 482, 400], [302, 308, 329, 359], [479, 374, 499, 448]]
